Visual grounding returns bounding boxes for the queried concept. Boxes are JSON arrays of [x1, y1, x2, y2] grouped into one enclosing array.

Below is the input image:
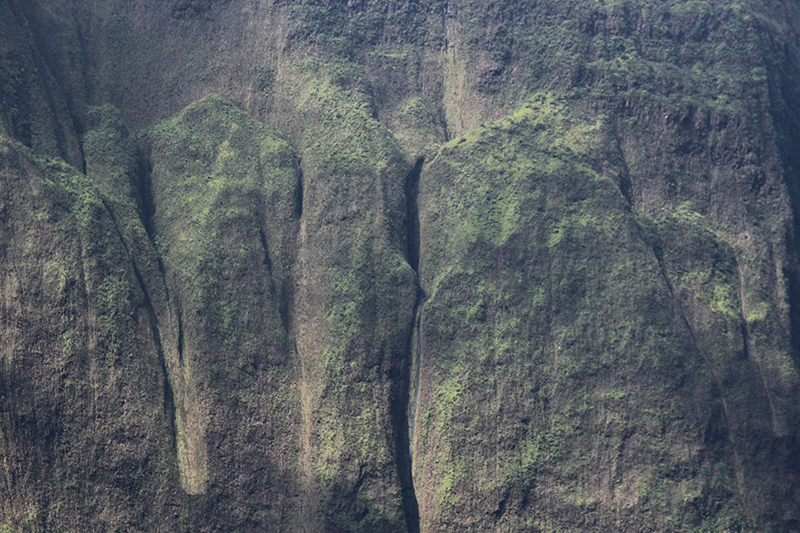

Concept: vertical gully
[[100, 198, 178, 454], [395, 157, 425, 533], [406, 158, 425, 456], [409, 307, 423, 458]]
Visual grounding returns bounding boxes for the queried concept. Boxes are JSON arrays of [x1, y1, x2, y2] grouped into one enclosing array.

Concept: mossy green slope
[[145, 94, 305, 532], [413, 95, 786, 532], [639, 206, 794, 528], [0, 0, 799, 531], [0, 135, 181, 532], [273, 59, 419, 533]]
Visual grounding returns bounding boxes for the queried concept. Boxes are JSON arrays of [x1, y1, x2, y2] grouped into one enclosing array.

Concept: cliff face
[[2, 0, 800, 531]]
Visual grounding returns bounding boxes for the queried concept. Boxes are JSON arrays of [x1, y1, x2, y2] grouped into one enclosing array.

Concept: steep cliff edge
[[2, 0, 800, 531]]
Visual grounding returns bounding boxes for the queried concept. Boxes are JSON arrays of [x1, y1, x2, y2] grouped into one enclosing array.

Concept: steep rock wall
[[1, 0, 800, 532]]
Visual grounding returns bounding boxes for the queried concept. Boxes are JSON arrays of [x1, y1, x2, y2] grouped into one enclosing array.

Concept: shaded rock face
[[2, 0, 800, 532]]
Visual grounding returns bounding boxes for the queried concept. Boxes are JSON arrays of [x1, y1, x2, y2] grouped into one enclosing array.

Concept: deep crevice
[[405, 158, 424, 273], [258, 224, 293, 338], [392, 295, 421, 533], [100, 198, 179, 453], [408, 305, 423, 459], [258, 228, 274, 274], [176, 304, 185, 365], [395, 156, 426, 533], [638, 217, 747, 503], [609, 117, 635, 206], [295, 169, 304, 219], [135, 147, 175, 321]]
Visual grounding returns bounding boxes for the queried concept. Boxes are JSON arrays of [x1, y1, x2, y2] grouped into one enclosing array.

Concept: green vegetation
[[145, 93, 305, 525], [276, 58, 418, 531], [414, 94, 756, 531], [0, 128, 181, 532], [2, 0, 800, 531]]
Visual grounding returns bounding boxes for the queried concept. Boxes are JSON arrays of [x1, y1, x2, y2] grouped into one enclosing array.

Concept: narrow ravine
[[405, 157, 425, 464], [100, 198, 179, 454], [409, 307, 423, 460], [396, 157, 425, 533]]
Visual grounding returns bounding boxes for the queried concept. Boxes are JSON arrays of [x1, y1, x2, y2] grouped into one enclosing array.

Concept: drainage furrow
[[405, 157, 425, 463], [409, 308, 423, 459], [101, 199, 178, 453], [399, 157, 425, 533]]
